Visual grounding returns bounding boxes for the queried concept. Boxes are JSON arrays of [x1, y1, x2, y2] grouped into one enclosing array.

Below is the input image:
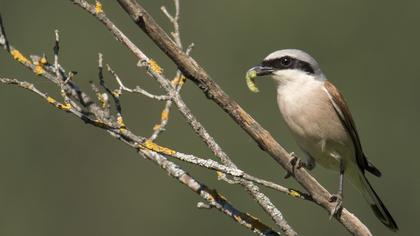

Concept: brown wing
[[323, 81, 380, 176]]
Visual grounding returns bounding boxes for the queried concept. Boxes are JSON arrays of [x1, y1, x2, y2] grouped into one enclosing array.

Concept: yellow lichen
[[33, 65, 45, 75], [95, 1, 103, 14], [171, 75, 186, 87], [206, 192, 215, 202], [58, 103, 72, 111], [148, 59, 163, 75], [161, 110, 169, 121], [142, 139, 176, 155], [40, 55, 48, 65], [11, 49, 30, 64], [46, 96, 72, 111], [179, 77, 186, 86], [288, 189, 301, 198], [233, 215, 242, 222], [112, 89, 121, 98], [117, 116, 126, 130], [171, 77, 179, 86], [97, 93, 108, 108], [46, 96, 56, 104], [216, 171, 224, 178], [152, 124, 161, 131]]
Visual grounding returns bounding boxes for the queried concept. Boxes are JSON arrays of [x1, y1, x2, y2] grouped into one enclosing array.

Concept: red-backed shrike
[[247, 49, 398, 231]]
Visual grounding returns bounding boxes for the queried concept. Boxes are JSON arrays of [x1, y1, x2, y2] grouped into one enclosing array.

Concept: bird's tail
[[356, 173, 399, 231]]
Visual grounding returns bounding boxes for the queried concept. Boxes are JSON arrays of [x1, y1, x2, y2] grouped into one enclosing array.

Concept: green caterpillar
[[245, 69, 259, 93]]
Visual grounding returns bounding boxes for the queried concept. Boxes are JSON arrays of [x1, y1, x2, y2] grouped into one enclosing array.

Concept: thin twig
[[93, 53, 111, 115], [0, 14, 10, 52], [0, 77, 110, 130], [172, 151, 311, 200], [149, 0, 188, 141], [161, 0, 182, 49], [54, 30, 71, 105], [106, 64, 169, 101], [54, 29, 60, 80]]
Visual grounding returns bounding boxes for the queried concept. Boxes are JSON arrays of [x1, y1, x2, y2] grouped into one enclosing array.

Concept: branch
[[149, 0, 189, 141], [114, 0, 372, 235]]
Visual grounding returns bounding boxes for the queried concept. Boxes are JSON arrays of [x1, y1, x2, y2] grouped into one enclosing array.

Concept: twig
[[170, 150, 311, 200], [92, 53, 111, 115], [54, 29, 60, 80], [53, 30, 72, 106], [149, 43, 192, 140], [0, 77, 109, 130], [0, 14, 10, 52], [161, 0, 182, 49], [107, 64, 169, 101], [97, 53, 124, 124], [149, 0, 188, 141], [197, 202, 212, 209]]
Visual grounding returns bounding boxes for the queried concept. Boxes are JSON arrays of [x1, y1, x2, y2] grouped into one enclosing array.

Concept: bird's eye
[[279, 56, 292, 67], [262, 56, 294, 69]]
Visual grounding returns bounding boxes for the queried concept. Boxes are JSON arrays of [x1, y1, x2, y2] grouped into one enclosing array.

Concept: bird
[[246, 49, 398, 231]]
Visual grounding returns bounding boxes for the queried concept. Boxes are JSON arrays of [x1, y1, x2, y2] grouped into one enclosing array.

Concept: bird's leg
[[329, 159, 344, 218], [284, 152, 308, 179]]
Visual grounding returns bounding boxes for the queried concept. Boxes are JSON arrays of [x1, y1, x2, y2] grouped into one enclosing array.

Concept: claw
[[284, 152, 306, 179], [328, 194, 343, 218]]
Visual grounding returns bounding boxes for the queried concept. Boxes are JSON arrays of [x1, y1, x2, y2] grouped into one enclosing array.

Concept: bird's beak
[[245, 65, 275, 93], [247, 65, 274, 77]]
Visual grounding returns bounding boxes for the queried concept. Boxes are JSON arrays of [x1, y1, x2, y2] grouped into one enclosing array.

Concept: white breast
[[274, 71, 354, 170]]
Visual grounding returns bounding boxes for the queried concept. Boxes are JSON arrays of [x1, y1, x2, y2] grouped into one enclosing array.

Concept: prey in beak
[[245, 65, 274, 93]]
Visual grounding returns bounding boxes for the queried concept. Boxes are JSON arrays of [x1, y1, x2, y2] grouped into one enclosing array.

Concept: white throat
[[273, 69, 324, 84], [274, 70, 325, 102]]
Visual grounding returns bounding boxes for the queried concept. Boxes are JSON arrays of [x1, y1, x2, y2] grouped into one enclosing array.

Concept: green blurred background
[[0, 0, 419, 235]]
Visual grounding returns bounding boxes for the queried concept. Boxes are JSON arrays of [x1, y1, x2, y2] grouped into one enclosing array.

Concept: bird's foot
[[328, 193, 343, 218], [284, 152, 306, 179]]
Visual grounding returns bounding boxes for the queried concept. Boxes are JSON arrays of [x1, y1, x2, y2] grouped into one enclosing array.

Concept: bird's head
[[247, 49, 325, 89]]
